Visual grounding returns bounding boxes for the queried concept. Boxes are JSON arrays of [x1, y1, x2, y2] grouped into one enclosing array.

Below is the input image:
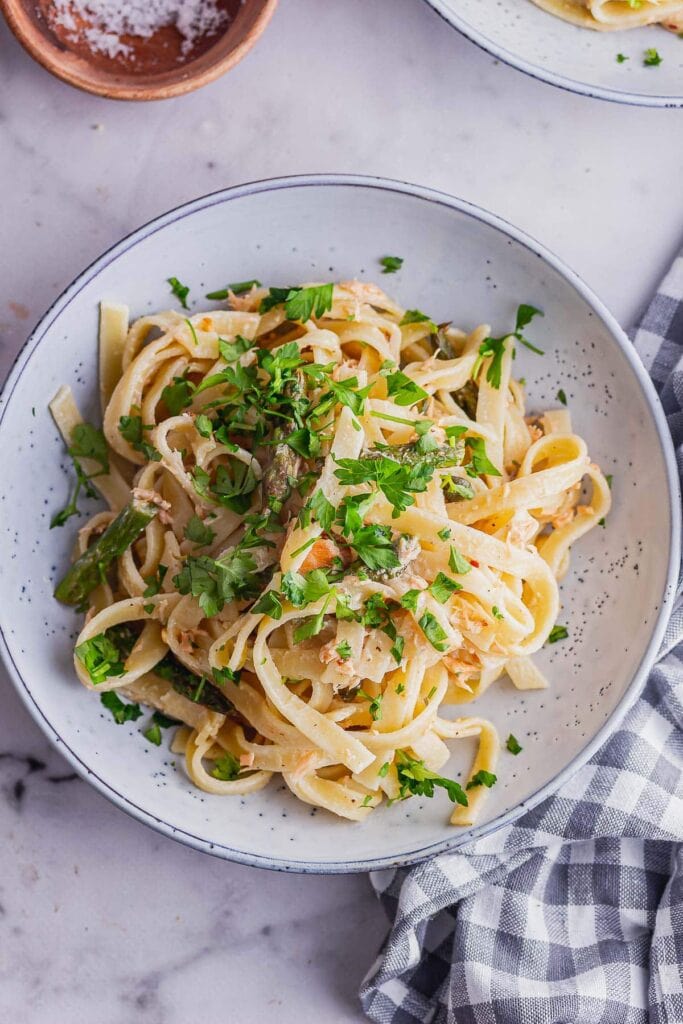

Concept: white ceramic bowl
[[426, 0, 683, 107], [0, 175, 678, 872]]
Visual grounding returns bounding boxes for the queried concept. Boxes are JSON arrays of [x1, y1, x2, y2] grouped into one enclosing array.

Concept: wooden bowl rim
[[0, 0, 278, 100]]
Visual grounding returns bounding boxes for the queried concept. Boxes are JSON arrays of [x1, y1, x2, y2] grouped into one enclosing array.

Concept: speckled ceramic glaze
[[0, 176, 678, 872], [426, 0, 683, 106]]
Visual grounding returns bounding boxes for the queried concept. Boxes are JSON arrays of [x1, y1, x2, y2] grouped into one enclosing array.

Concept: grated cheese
[[49, 0, 231, 59]]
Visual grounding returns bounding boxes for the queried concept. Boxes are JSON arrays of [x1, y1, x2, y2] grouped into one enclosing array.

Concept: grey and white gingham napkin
[[360, 253, 683, 1024]]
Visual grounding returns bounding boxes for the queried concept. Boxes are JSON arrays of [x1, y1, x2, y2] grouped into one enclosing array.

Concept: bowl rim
[[0, 173, 679, 873], [0, 0, 278, 101], [423, 0, 683, 108]]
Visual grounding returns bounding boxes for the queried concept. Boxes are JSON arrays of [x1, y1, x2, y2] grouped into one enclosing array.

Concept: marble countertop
[[0, 1, 681, 1021]]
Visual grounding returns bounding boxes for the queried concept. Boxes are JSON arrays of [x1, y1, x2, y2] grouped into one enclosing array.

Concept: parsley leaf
[[168, 276, 190, 309], [161, 376, 194, 415], [211, 752, 242, 781], [282, 569, 332, 608], [252, 590, 283, 619], [143, 722, 162, 745], [428, 572, 462, 603], [173, 549, 260, 617], [396, 750, 468, 806], [218, 335, 253, 362], [184, 515, 216, 547], [390, 634, 405, 664], [643, 48, 662, 66], [386, 370, 430, 407], [547, 624, 569, 644], [506, 733, 523, 755], [466, 769, 497, 790], [76, 632, 128, 685], [293, 593, 333, 643], [400, 309, 437, 333], [336, 640, 352, 660], [400, 589, 421, 613], [350, 524, 400, 571], [616, 53, 629, 63], [118, 414, 161, 461], [557, 388, 567, 406], [357, 688, 383, 721], [448, 545, 472, 574], [100, 691, 143, 724], [261, 284, 334, 322], [310, 490, 336, 531], [380, 256, 403, 274], [465, 436, 501, 478], [51, 422, 110, 528], [418, 612, 449, 652], [335, 492, 375, 537]]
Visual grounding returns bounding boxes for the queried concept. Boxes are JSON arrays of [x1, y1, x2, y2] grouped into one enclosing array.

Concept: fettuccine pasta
[[50, 277, 610, 824], [529, 0, 683, 31]]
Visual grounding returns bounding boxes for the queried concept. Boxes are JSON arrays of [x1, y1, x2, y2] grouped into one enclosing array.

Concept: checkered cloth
[[360, 254, 683, 1024]]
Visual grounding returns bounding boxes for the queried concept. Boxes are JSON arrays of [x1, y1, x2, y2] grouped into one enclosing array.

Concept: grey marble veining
[[0, 0, 682, 1021]]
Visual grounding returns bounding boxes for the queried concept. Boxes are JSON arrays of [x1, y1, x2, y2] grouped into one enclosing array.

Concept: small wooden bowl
[[0, 0, 278, 100]]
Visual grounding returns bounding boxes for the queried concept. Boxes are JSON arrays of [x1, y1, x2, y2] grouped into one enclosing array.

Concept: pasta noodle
[[529, 0, 683, 31], [50, 278, 610, 824]]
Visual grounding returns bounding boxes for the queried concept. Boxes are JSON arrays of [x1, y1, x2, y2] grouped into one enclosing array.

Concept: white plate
[[0, 175, 678, 872], [426, 0, 683, 106]]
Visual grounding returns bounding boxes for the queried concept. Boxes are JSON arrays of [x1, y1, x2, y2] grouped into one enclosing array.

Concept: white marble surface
[[0, 1, 681, 1021]]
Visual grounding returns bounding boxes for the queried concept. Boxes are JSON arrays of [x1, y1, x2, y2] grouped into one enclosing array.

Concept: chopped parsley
[[293, 593, 333, 644], [385, 370, 429, 407], [418, 611, 449, 652], [76, 631, 128, 685], [184, 515, 216, 548], [491, 606, 504, 620], [400, 589, 421, 613], [211, 751, 242, 781], [350, 524, 400, 572], [400, 309, 437, 333], [161, 376, 193, 415], [260, 284, 334, 322], [173, 548, 261, 617], [464, 436, 501, 478], [506, 733, 523, 755], [557, 388, 567, 406], [357, 688, 383, 722], [643, 48, 662, 67], [118, 414, 161, 461], [100, 691, 143, 725], [466, 769, 497, 790], [51, 422, 110, 528], [252, 589, 284, 620], [218, 335, 253, 363], [437, 527, 452, 541], [167, 276, 190, 309], [396, 750, 468, 806], [547, 624, 569, 644], [336, 640, 352, 661], [616, 53, 629, 63], [448, 545, 472, 575], [309, 489, 336, 531], [428, 572, 462, 604], [472, 304, 544, 389], [380, 256, 403, 274]]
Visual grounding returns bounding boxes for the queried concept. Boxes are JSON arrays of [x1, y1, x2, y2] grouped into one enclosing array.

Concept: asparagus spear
[[154, 653, 233, 715], [54, 497, 158, 606]]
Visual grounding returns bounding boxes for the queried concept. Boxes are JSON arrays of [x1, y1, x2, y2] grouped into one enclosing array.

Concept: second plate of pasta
[[0, 175, 677, 871], [426, 0, 683, 106]]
